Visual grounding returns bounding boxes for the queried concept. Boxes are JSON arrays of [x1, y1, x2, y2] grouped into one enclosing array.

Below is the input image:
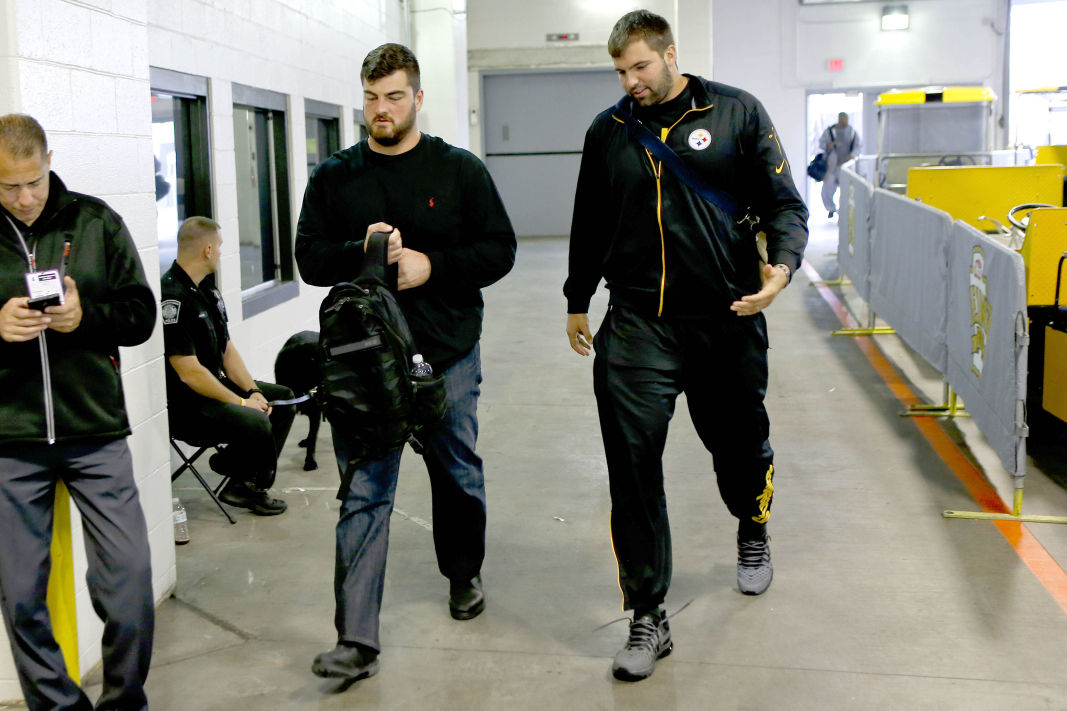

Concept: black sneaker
[[449, 574, 485, 620], [828, 210, 836, 218], [737, 534, 773, 595], [611, 610, 672, 681], [218, 480, 288, 516], [311, 643, 380, 680]]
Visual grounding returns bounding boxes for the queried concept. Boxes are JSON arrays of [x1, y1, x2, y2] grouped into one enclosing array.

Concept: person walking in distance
[[819, 111, 860, 217]]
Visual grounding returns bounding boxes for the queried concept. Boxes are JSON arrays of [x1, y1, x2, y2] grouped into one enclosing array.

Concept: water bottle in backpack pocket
[[410, 353, 447, 434]]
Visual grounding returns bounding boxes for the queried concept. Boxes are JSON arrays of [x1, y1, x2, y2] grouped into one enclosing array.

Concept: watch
[[773, 263, 791, 283], [247, 387, 263, 397]]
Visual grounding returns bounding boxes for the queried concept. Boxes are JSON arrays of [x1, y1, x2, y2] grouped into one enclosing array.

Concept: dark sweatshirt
[[565, 76, 808, 319], [295, 134, 516, 371], [0, 173, 156, 446]]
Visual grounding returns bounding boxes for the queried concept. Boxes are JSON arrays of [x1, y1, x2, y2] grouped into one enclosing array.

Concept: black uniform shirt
[[160, 261, 229, 405]]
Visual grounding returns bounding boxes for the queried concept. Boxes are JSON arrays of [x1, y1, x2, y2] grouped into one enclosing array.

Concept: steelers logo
[[688, 129, 712, 151]]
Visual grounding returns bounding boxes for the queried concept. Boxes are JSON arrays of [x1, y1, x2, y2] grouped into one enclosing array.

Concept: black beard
[[371, 129, 404, 146], [367, 109, 415, 147]]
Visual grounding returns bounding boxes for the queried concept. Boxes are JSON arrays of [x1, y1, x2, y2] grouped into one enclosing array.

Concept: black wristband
[[247, 387, 263, 397]]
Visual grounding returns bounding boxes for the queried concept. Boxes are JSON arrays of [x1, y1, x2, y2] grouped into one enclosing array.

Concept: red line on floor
[[802, 260, 1067, 616]]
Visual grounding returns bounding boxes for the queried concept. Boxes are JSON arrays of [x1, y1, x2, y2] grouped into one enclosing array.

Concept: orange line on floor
[[802, 260, 1067, 616]]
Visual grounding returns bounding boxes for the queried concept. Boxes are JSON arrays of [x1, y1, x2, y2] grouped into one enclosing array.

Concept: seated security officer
[[162, 216, 293, 515]]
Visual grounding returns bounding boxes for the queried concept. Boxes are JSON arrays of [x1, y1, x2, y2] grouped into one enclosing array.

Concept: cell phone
[[27, 294, 62, 310], [25, 269, 65, 310]]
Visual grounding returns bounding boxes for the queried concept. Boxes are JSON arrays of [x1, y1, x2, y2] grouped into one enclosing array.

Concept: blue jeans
[[330, 344, 485, 651]]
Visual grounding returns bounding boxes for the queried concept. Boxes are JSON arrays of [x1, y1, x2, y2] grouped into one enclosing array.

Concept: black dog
[[274, 330, 323, 471]]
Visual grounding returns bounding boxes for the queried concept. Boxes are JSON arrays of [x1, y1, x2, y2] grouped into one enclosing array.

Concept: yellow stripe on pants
[[46, 482, 80, 683]]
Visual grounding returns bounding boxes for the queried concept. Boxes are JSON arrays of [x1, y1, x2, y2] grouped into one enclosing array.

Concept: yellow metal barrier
[[876, 86, 996, 105], [1019, 208, 1067, 306], [906, 165, 1064, 231], [1045, 326, 1067, 423], [46, 482, 80, 684]]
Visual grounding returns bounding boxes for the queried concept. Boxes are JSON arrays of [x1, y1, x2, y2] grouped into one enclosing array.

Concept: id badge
[[25, 269, 65, 309]]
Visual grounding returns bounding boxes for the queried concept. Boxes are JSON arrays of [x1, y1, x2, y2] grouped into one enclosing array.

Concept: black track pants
[[169, 379, 295, 489], [592, 306, 776, 612]]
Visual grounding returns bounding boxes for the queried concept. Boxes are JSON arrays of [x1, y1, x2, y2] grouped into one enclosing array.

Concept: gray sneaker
[[611, 610, 672, 681], [737, 535, 773, 595]]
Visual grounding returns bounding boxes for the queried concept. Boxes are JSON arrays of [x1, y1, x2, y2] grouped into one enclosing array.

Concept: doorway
[[805, 91, 865, 217]]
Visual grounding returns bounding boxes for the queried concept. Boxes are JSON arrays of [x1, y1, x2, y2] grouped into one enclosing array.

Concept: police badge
[[162, 299, 181, 325]]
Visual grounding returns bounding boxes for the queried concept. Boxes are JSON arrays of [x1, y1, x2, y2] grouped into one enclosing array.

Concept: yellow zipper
[[645, 149, 667, 316], [651, 105, 713, 316]]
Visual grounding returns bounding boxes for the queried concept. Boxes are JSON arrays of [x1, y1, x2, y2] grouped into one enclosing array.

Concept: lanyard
[[4, 213, 71, 275]]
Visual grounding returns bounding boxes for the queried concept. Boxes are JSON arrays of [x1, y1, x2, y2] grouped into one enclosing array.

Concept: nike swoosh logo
[[775, 160, 785, 174]]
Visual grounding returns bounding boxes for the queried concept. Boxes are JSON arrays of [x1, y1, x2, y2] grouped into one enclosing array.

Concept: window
[[150, 68, 212, 276], [305, 99, 341, 175], [354, 108, 370, 143], [232, 83, 296, 315]]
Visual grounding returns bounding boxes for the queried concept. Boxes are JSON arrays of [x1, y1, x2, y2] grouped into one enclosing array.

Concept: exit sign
[[828, 58, 844, 72]]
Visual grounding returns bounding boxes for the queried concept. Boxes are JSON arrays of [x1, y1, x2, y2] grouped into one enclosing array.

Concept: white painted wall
[[712, 0, 1008, 201], [464, 0, 698, 158], [468, 0, 675, 51], [411, 0, 469, 147]]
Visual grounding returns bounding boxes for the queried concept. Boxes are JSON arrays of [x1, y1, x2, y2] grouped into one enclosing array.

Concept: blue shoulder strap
[[612, 96, 743, 220]]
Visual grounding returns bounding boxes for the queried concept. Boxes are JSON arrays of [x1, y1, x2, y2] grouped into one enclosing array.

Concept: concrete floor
[[88, 220, 1067, 710]]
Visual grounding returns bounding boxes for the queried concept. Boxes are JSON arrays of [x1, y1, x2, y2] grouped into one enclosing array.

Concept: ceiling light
[[881, 5, 910, 31]]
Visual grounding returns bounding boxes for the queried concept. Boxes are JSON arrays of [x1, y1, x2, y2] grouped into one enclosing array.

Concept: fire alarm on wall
[[547, 33, 580, 42], [828, 58, 844, 72]]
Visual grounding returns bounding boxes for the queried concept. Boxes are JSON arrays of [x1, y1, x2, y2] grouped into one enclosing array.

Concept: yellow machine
[[1039, 252, 1067, 425], [875, 86, 997, 192], [906, 164, 1064, 235], [1036, 145, 1067, 167], [904, 154, 1067, 427]]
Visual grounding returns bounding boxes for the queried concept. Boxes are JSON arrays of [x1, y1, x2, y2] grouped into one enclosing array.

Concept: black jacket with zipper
[[0, 173, 156, 446], [565, 76, 809, 319]]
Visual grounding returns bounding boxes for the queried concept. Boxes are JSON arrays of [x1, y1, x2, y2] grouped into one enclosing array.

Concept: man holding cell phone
[[0, 113, 157, 711]]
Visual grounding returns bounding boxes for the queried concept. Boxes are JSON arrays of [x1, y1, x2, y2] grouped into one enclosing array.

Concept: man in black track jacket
[[0, 114, 155, 710], [296, 44, 515, 685], [563, 11, 808, 682]]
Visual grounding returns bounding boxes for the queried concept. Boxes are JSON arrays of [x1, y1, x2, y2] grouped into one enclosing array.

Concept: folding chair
[[169, 436, 236, 525]]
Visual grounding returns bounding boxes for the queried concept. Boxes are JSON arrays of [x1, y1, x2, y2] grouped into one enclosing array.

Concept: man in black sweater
[[564, 11, 808, 681], [296, 43, 515, 683]]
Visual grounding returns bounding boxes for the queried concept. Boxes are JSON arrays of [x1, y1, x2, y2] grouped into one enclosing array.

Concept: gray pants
[[0, 439, 154, 711], [821, 166, 841, 212]]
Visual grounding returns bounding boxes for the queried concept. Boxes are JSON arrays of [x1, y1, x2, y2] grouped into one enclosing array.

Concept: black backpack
[[317, 232, 446, 462]]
